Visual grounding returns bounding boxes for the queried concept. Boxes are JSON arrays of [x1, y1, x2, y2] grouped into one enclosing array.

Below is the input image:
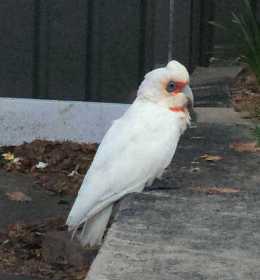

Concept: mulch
[[231, 67, 260, 120], [0, 140, 97, 279], [0, 140, 97, 195]]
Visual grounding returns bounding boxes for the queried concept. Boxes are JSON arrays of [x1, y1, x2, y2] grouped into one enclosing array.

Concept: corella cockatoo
[[66, 60, 193, 247]]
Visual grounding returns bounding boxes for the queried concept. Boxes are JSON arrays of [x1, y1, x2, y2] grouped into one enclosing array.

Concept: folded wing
[[66, 101, 183, 235]]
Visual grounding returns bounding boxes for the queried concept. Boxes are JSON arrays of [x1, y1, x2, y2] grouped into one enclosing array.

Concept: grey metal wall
[[0, 0, 214, 103]]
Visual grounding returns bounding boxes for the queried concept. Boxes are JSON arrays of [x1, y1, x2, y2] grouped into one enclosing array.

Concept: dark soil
[[0, 140, 97, 280], [0, 217, 97, 280], [0, 140, 97, 195]]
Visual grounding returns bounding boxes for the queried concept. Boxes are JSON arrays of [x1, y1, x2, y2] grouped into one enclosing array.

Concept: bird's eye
[[166, 81, 176, 93]]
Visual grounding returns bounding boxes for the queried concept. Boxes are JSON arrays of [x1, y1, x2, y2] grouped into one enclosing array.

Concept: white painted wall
[[0, 98, 129, 145]]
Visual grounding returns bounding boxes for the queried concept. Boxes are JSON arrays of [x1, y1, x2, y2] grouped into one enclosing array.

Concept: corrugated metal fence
[[0, 0, 214, 103]]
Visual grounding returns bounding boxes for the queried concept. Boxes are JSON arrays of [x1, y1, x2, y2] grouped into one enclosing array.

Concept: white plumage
[[66, 60, 193, 247]]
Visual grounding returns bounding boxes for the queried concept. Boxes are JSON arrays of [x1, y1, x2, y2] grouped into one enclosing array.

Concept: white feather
[[67, 100, 186, 245], [66, 60, 192, 246]]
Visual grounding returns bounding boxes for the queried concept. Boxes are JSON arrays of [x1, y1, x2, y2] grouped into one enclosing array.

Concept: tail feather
[[68, 205, 113, 247]]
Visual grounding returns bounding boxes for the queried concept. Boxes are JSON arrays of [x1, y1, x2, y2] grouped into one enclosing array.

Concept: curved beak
[[183, 85, 194, 108]]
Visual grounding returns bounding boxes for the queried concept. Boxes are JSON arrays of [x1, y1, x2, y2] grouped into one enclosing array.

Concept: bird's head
[[137, 60, 193, 115]]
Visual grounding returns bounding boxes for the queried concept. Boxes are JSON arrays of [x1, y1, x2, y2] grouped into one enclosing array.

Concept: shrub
[[211, 0, 260, 83]]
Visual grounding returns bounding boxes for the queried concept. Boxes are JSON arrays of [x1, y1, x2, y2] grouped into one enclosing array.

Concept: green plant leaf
[[211, 0, 260, 82]]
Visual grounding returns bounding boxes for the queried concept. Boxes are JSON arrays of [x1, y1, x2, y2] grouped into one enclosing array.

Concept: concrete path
[[88, 122, 260, 280], [88, 191, 260, 280]]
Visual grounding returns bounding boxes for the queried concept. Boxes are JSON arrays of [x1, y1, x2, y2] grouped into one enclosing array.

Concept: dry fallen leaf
[[2, 152, 15, 161], [230, 142, 260, 152], [200, 154, 224, 161], [6, 191, 32, 202], [192, 186, 240, 194]]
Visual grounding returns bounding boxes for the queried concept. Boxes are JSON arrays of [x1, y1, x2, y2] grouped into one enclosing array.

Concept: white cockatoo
[[66, 60, 194, 247]]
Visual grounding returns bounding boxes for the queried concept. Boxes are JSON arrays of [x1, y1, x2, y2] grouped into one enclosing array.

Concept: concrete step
[[88, 191, 260, 280], [194, 107, 251, 125], [191, 66, 242, 108], [87, 122, 260, 280], [191, 66, 242, 87]]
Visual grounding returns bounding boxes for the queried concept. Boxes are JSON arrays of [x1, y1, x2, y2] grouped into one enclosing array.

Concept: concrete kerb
[[0, 98, 251, 147], [0, 98, 129, 146]]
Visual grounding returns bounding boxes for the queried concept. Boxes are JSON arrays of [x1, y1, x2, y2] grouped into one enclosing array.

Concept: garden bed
[[231, 67, 260, 120], [0, 140, 97, 280]]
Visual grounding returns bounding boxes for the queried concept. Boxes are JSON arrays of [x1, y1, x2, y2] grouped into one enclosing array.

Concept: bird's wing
[[67, 101, 183, 227]]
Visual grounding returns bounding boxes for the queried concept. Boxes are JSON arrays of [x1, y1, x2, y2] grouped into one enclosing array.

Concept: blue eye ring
[[166, 81, 176, 93]]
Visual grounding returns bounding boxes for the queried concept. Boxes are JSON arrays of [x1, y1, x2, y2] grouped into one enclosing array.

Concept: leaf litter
[[0, 140, 97, 195], [0, 140, 98, 279], [0, 217, 96, 280], [231, 67, 260, 120]]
